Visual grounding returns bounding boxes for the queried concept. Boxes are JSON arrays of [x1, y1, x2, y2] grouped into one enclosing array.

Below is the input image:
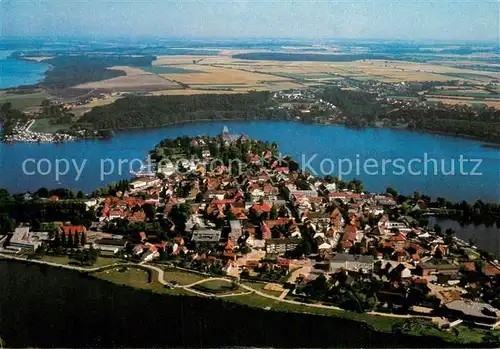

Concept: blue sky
[[1, 0, 498, 42]]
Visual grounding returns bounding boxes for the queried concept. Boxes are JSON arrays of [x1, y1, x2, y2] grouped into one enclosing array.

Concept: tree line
[[320, 87, 500, 143], [78, 92, 296, 130], [20, 54, 156, 89]]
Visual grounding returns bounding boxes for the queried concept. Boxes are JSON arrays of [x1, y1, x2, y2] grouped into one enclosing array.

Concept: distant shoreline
[[4, 118, 499, 148]]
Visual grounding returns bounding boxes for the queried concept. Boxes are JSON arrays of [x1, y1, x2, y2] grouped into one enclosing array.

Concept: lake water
[[0, 260, 478, 348], [0, 50, 49, 89], [429, 217, 500, 256], [1, 121, 499, 202]]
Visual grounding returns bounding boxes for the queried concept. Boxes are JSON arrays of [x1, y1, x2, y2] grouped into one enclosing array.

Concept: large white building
[[191, 229, 221, 242], [9, 227, 49, 251]]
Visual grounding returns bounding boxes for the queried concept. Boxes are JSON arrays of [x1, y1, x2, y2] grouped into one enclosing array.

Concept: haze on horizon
[[1, 0, 499, 43]]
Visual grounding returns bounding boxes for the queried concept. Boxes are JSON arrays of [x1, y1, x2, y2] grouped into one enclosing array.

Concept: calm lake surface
[[1, 121, 499, 202], [430, 217, 500, 256], [0, 260, 478, 348], [0, 51, 49, 89]]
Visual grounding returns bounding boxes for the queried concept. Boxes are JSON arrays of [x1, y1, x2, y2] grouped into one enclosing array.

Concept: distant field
[[158, 64, 291, 85], [72, 66, 181, 91], [189, 84, 250, 88], [427, 90, 500, 98], [440, 72, 499, 81], [149, 89, 247, 96], [0, 91, 49, 109], [70, 97, 122, 117], [153, 55, 234, 66], [57, 50, 500, 97], [140, 65, 201, 74], [214, 59, 495, 83], [388, 95, 419, 100], [232, 52, 394, 62], [426, 97, 500, 108]]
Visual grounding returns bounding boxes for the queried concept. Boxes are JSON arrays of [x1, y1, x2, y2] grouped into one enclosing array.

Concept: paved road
[[1, 255, 431, 320]]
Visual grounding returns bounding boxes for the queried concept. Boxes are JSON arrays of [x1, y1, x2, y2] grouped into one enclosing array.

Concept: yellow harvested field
[[434, 87, 491, 93], [204, 58, 499, 84], [427, 97, 500, 108], [154, 55, 217, 65], [158, 64, 291, 85], [435, 60, 500, 68], [66, 51, 499, 96], [72, 66, 180, 91], [149, 81, 303, 96], [70, 96, 125, 117], [150, 89, 245, 96]]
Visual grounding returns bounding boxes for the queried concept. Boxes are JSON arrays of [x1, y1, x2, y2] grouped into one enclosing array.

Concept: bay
[[0, 50, 49, 89], [430, 217, 500, 256]]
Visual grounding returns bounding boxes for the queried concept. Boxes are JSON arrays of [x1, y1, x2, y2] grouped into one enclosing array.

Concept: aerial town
[[1, 127, 499, 338]]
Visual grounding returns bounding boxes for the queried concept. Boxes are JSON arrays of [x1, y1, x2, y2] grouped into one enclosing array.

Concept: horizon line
[[1, 35, 498, 45]]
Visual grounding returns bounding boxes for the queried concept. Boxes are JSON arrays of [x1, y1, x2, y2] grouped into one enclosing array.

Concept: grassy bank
[[92, 266, 189, 296]]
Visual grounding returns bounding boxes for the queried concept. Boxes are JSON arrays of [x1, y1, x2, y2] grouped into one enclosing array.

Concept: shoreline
[[0, 256, 489, 347], [0, 54, 51, 91], [3, 118, 500, 146]]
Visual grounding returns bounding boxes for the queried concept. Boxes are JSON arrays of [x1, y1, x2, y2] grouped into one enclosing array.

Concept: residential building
[[191, 229, 221, 242], [265, 238, 300, 257], [9, 227, 48, 251], [329, 254, 374, 273], [229, 220, 242, 243], [93, 238, 128, 255]]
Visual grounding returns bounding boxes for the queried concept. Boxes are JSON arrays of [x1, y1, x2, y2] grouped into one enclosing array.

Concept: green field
[[30, 118, 72, 133], [161, 267, 206, 285], [192, 279, 240, 294], [388, 95, 419, 100], [40, 255, 122, 268], [0, 91, 49, 109], [472, 103, 487, 109], [92, 266, 189, 295], [428, 90, 500, 98], [441, 72, 498, 80], [141, 65, 200, 74], [91, 265, 492, 345], [304, 74, 342, 79], [225, 293, 403, 332], [400, 319, 487, 344]]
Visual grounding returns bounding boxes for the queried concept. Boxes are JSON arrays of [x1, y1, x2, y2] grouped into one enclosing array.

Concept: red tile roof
[[342, 240, 353, 248], [252, 203, 272, 212], [225, 240, 234, 250], [390, 233, 406, 242], [61, 225, 86, 236], [262, 222, 272, 240]]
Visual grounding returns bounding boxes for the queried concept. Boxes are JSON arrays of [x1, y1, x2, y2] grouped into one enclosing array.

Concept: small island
[[0, 130, 499, 347]]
